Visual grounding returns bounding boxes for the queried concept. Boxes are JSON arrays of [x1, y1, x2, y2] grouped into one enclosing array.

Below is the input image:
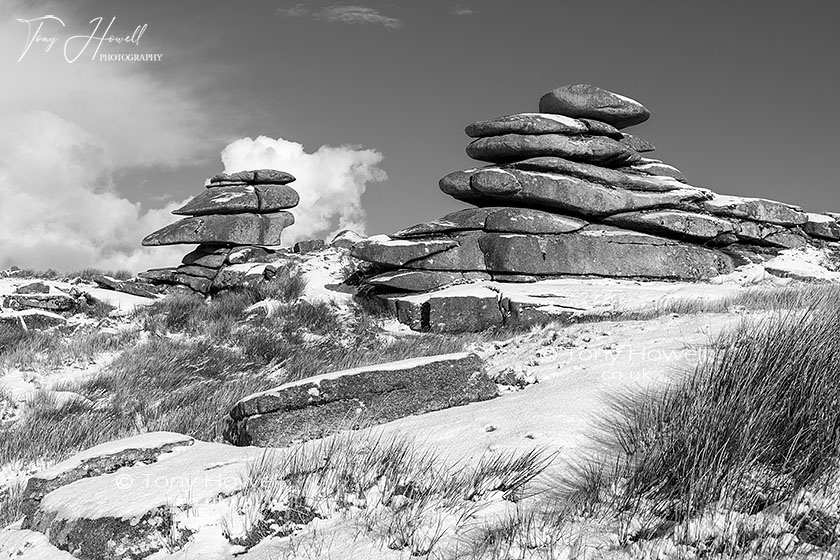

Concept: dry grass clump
[[221, 431, 553, 556], [563, 287, 840, 557]]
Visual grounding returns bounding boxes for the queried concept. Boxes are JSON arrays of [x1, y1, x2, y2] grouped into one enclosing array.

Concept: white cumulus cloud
[[220, 136, 388, 244], [0, 112, 186, 272]]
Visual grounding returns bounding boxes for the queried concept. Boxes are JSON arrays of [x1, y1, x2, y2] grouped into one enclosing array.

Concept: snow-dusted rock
[[2, 293, 76, 313], [21, 432, 195, 520], [505, 157, 688, 192], [328, 229, 366, 250], [440, 168, 710, 217], [0, 528, 76, 559], [701, 195, 808, 227], [142, 212, 294, 246], [803, 213, 840, 240], [227, 353, 496, 446], [538, 84, 651, 129], [174, 184, 299, 216], [350, 235, 458, 266], [465, 112, 590, 137], [627, 160, 687, 182], [0, 309, 67, 331]]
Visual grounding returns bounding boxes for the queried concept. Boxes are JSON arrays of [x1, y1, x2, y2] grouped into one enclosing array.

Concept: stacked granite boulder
[[138, 169, 298, 294], [352, 84, 839, 302]]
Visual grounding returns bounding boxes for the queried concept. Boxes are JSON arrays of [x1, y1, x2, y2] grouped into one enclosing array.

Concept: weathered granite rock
[[137, 268, 178, 284], [350, 236, 458, 266], [181, 245, 230, 268], [93, 276, 160, 298], [142, 212, 294, 246], [3, 293, 76, 312], [361, 227, 735, 280], [226, 353, 497, 446], [605, 210, 737, 240], [175, 264, 218, 279], [21, 432, 194, 520], [426, 290, 504, 332], [208, 169, 296, 186], [628, 160, 687, 182], [505, 157, 688, 192], [579, 119, 624, 139], [174, 185, 299, 216], [14, 282, 49, 294], [466, 133, 642, 167], [701, 195, 808, 226], [619, 133, 656, 152], [329, 229, 365, 250], [804, 214, 840, 240], [366, 270, 491, 292], [393, 207, 587, 239], [440, 168, 711, 218], [227, 246, 273, 264], [465, 113, 589, 137], [538, 84, 650, 129], [0, 310, 67, 331], [294, 239, 326, 253]]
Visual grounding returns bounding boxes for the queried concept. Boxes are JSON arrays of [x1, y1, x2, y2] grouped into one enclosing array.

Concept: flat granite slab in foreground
[[226, 352, 497, 447]]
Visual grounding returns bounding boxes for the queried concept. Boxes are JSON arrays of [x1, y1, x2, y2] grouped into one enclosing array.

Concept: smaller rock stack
[[139, 169, 299, 294]]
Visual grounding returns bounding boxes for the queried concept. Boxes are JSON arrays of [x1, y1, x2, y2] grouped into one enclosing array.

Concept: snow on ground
[[764, 246, 840, 281], [293, 247, 354, 307], [373, 312, 749, 470]]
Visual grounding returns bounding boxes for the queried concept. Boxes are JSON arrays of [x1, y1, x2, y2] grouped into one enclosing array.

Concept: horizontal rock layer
[[208, 168, 295, 186], [466, 133, 642, 167], [141, 212, 294, 246], [174, 184, 299, 216]]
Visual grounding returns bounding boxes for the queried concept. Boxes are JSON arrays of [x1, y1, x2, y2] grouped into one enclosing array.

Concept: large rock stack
[[139, 169, 299, 294], [350, 84, 840, 328]]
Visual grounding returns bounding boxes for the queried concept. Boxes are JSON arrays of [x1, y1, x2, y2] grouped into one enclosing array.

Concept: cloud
[[276, 3, 308, 18], [220, 136, 387, 243], [278, 3, 403, 29], [0, 112, 186, 272], [0, 1, 221, 271], [316, 5, 403, 29], [452, 4, 476, 16]]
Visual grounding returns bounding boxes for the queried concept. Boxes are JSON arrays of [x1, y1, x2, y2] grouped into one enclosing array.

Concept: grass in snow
[[562, 287, 840, 556]]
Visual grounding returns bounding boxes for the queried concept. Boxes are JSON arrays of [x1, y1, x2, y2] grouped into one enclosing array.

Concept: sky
[[2, 0, 838, 271]]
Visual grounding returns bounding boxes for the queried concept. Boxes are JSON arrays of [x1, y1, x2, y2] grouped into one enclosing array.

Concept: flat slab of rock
[[440, 168, 711, 218], [393, 207, 587, 239], [366, 270, 490, 292], [226, 353, 497, 446], [538, 84, 650, 129], [181, 245, 230, 268], [142, 212, 294, 246], [207, 168, 295, 185], [22, 436, 257, 560], [350, 235, 458, 266], [21, 432, 194, 520], [358, 227, 735, 281], [93, 276, 161, 298], [506, 157, 688, 192], [2, 293, 76, 312], [465, 113, 589, 137], [627, 161, 687, 182], [701, 195, 808, 226], [605, 210, 737, 240], [466, 133, 642, 167], [804, 213, 840, 240], [174, 185, 299, 216], [0, 309, 67, 331], [619, 133, 655, 153]]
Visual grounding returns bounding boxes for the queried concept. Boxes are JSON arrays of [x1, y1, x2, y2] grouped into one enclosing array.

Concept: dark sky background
[[8, 0, 840, 246]]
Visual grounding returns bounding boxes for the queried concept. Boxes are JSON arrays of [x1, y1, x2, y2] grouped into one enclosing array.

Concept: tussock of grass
[[0, 480, 24, 529], [0, 324, 138, 371], [222, 431, 553, 555], [566, 289, 840, 554]]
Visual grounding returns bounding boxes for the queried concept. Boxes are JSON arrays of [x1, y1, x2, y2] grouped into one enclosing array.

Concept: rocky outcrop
[[137, 169, 303, 295], [226, 353, 497, 446], [349, 83, 835, 332]]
